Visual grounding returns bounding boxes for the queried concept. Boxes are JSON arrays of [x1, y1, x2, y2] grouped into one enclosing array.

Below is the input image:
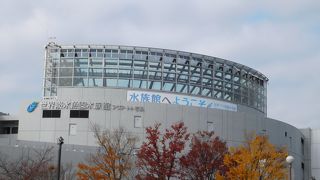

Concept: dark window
[[42, 110, 61, 118], [285, 131, 287, 137], [12, 127, 18, 134], [301, 162, 304, 169], [43, 110, 51, 118], [52, 110, 61, 118], [70, 110, 89, 118]]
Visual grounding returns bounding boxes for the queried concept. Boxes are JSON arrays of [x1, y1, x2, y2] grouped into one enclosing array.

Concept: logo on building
[[27, 102, 38, 113]]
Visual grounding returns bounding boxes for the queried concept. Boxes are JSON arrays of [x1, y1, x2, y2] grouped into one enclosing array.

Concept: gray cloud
[[0, 0, 319, 128]]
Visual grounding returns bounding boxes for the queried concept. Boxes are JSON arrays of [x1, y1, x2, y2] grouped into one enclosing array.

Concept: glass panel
[[104, 68, 118, 78], [202, 88, 212, 96], [81, 49, 89, 57], [88, 78, 103, 87], [134, 70, 147, 79], [119, 69, 132, 78], [51, 68, 59, 77], [60, 59, 73, 67], [59, 68, 73, 77], [163, 82, 174, 91], [97, 49, 103, 58], [111, 50, 119, 58], [190, 66, 200, 74], [163, 63, 176, 72], [105, 59, 118, 68], [225, 73, 232, 81], [118, 79, 130, 88], [52, 59, 60, 67], [176, 84, 188, 93], [234, 85, 240, 94], [163, 72, 175, 81], [74, 59, 88, 68], [89, 59, 103, 67], [203, 69, 212, 78], [214, 80, 223, 90], [66, 49, 74, 57], [224, 92, 232, 101], [149, 81, 161, 90], [241, 87, 248, 95], [190, 76, 201, 84], [119, 59, 133, 68], [214, 90, 222, 99], [234, 94, 241, 103], [59, 78, 72, 86], [89, 68, 103, 77], [215, 72, 223, 80], [177, 75, 188, 83], [148, 71, 161, 80], [149, 61, 161, 71], [90, 49, 97, 57], [134, 51, 148, 60], [225, 83, 232, 92], [233, 76, 240, 83], [203, 78, 212, 86], [134, 60, 147, 69], [74, 68, 88, 76], [190, 86, 200, 95], [106, 79, 117, 87], [73, 77, 87, 86], [242, 96, 248, 104], [133, 80, 147, 89]]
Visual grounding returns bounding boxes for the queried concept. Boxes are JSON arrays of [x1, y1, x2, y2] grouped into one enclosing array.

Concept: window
[[207, 121, 214, 132], [301, 138, 305, 155], [69, 124, 77, 135], [42, 110, 61, 118], [134, 116, 143, 128], [70, 110, 89, 118], [12, 127, 18, 134]]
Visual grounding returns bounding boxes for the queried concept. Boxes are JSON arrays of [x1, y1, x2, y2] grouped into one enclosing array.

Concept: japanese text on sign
[[40, 101, 144, 112], [127, 91, 237, 112]]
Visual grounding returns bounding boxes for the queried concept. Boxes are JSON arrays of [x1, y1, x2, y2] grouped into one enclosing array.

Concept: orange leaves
[[78, 124, 288, 180], [220, 134, 288, 180], [77, 126, 138, 180]]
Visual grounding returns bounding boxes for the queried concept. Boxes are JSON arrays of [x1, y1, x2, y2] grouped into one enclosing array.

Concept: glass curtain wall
[[44, 44, 267, 113]]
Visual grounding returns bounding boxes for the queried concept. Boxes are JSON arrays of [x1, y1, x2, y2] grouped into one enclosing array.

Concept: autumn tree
[[77, 125, 138, 180], [136, 122, 190, 180], [180, 131, 228, 180], [217, 134, 288, 180], [0, 146, 56, 179]]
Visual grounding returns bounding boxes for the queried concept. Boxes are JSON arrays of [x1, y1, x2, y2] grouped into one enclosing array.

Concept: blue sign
[[27, 102, 38, 113], [127, 91, 238, 112]]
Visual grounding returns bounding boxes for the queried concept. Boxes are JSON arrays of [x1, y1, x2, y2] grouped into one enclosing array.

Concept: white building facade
[[16, 43, 316, 179]]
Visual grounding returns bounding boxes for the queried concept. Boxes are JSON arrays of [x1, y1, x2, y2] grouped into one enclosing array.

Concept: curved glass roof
[[43, 43, 268, 113]]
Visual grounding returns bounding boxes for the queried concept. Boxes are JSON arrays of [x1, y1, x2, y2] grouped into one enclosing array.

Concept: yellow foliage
[[220, 134, 288, 180], [77, 126, 137, 180]]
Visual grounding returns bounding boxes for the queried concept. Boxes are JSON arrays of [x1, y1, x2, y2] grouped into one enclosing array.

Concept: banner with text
[[127, 91, 237, 112]]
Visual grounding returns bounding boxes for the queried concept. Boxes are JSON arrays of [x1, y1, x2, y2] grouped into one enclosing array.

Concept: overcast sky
[[0, 0, 319, 128]]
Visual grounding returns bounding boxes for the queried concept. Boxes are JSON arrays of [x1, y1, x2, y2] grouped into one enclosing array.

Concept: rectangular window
[[69, 124, 77, 135], [70, 110, 89, 118], [207, 121, 214, 132], [42, 110, 61, 118], [12, 127, 18, 134], [134, 116, 142, 128]]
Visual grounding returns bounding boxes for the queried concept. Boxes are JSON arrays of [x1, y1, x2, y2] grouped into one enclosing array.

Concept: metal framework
[[43, 42, 268, 113]]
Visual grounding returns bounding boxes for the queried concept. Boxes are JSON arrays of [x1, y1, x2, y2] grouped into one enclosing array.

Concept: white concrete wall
[[311, 129, 320, 179], [18, 87, 308, 179]]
